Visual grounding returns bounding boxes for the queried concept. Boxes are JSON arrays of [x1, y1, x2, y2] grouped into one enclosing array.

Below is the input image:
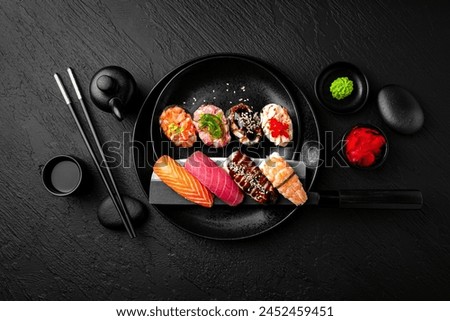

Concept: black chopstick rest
[[98, 195, 147, 230]]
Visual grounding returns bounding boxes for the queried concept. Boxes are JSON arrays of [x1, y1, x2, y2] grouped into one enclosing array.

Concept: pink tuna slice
[[185, 151, 244, 206]]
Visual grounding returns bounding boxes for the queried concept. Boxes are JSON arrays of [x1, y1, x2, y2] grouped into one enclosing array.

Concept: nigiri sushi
[[226, 151, 278, 204], [159, 105, 197, 148], [153, 155, 213, 207], [259, 152, 307, 206], [227, 103, 262, 145], [193, 104, 230, 148], [260, 103, 293, 147], [185, 151, 243, 206]]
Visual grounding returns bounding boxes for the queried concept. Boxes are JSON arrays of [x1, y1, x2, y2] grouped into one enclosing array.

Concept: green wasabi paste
[[330, 76, 353, 100]]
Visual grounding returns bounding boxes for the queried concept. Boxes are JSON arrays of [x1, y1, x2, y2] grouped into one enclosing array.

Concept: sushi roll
[[227, 103, 262, 145], [225, 151, 278, 204], [260, 103, 293, 147], [259, 152, 307, 206], [159, 105, 197, 148], [193, 104, 231, 148]]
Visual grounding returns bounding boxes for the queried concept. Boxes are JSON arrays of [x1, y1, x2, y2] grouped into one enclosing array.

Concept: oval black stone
[[97, 195, 148, 230], [377, 85, 424, 134]]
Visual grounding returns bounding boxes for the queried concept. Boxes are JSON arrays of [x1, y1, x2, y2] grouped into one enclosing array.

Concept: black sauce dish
[[315, 61, 369, 114], [42, 155, 84, 196], [341, 124, 389, 170]]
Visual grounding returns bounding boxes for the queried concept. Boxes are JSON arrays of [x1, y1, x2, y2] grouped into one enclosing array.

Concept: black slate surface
[[1, 0, 450, 300]]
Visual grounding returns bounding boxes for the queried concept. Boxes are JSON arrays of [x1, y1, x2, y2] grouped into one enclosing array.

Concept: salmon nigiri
[[259, 152, 307, 206], [153, 155, 213, 207]]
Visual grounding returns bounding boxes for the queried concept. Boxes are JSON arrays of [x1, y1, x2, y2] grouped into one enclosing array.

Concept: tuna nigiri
[[159, 105, 197, 148], [259, 152, 307, 206], [185, 151, 243, 206], [153, 155, 213, 207]]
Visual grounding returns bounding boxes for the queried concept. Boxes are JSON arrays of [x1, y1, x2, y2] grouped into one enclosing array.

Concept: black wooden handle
[[317, 190, 423, 209]]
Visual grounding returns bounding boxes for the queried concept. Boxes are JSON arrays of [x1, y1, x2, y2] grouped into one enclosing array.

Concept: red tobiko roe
[[344, 127, 386, 167], [269, 118, 290, 138]]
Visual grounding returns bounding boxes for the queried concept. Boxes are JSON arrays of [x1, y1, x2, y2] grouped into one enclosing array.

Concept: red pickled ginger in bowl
[[344, 125, 388, 168]]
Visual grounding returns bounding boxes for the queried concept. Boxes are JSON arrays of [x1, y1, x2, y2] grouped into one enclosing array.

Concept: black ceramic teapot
[[89, 66, 136, 121]]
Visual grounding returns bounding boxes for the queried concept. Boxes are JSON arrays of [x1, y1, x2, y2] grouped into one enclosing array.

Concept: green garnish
[[199, 113, 223, 139], [168, 123, 184, 135], [330, 76, 354, 100]]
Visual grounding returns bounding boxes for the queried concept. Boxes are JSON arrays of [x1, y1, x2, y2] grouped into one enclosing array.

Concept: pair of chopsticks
[[54, 68, 136, 238]]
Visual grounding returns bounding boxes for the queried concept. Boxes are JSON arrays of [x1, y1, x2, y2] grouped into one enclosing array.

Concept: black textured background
[[1, 0, 450, 300]]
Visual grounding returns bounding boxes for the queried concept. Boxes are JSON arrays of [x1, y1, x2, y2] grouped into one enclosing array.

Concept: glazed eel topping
[[228, 103, 262, 145], [226, 151, 278, 204]]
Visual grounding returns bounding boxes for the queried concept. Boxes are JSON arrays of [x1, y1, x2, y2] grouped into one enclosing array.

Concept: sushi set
[[156, 100, 301, 207], [150, 152, 308, 206], [151, 151, 307, 207], [47, 53, 423, 239], [134, 54, 422, 239]]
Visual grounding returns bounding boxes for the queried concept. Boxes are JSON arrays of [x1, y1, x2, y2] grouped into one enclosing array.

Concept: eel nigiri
[[226, 151, 278, 204], [153, 155, 213, 207], [227, 103, 262, 145], [185, 151, 243, 206], [193, 104, 231, 148], [260, 103, 293, 147], [159, 105, 197, 148], [259, 152, 307, 206]]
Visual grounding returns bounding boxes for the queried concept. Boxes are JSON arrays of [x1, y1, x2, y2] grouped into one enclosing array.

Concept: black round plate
[[314, 61, 369, 114], [132, 54, 319, 240]]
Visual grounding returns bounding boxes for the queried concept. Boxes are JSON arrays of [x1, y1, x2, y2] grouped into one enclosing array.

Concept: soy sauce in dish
[[50, 160, 81, 193]]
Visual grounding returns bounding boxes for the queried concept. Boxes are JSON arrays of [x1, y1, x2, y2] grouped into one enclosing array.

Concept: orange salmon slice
[[153, 155, 213, 208]]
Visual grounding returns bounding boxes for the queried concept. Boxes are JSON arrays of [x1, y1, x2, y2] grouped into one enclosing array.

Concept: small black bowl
[[315, 62, 369, 114], [341, 124, 389, 170], [42, 155, 83, 196]]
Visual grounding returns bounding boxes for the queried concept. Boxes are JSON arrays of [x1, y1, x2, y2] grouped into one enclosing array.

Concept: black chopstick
[[54, 72, 136, 238]]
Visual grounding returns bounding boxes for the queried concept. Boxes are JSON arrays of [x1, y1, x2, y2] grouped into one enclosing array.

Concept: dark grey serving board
[[149, 158, 306, 206]]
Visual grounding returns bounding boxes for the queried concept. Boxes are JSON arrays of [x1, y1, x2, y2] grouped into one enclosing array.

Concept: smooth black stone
[[378, 85, 424, 134], [97, 195, 147, 230]]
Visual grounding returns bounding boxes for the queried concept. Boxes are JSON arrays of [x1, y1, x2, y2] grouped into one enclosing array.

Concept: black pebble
[[377, 85, 424, 134], [97, 195, 148, 230]]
